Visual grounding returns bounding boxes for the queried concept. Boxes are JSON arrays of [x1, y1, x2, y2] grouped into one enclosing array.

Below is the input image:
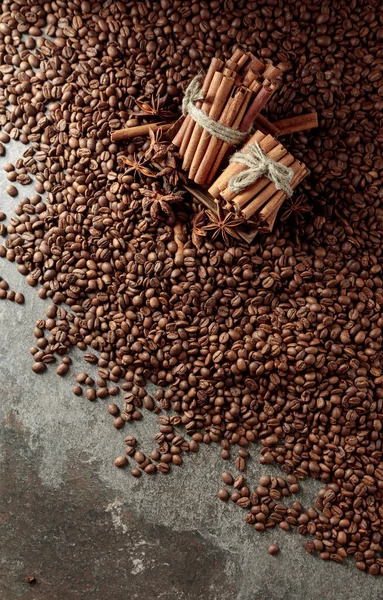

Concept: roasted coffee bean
[[268, 544, 279, 556], [124, 436, 137, 447], [131, 468, 142, 478], [108, 404, 120, 416], [114, 456, 127, 468], [222, 472, 234, 486], [72, 385, 82, 397], [218, 489, 230, 501], [86, 389, 96, 402], [6, 185, 18, 197], [32, 362, 46, 374], [56, 363, 69, 376]]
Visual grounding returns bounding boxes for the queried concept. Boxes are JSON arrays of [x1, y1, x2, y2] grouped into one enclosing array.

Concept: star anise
[[156, 144, 187, 187], [191, 210, 207, 249], [281, 194, 311, 224], [144, 127, 170, 161], [135, 89, 174, 121], [119, 153, 157, 181], [203, 203, 244, 245], [140, 185, 185, 220]]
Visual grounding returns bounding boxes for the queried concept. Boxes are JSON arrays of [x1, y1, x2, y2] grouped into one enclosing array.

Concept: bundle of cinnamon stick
[[209, 130, 308, 232], [172, 48, 283, 186]]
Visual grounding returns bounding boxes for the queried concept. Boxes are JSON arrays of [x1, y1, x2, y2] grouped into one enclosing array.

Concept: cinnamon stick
[[181, 70, 225, 171], [272, 113, 319, 135], [236, 53, 250, 70], [111, 121, 175, 142], [253, 114, 280, 137], [226, 145, 291, 208], [208, 130, 266, 198], [246, 53, 265, 73], [188, 74, 236, 179], [263, 63, 282, 81], [173, 57, 223, 152], [241, 159, 300, 220], [239, 83, 274, 132], [231, 48, 248, 64], [194, 87, 250, 185], [243, 69, 259, 87]]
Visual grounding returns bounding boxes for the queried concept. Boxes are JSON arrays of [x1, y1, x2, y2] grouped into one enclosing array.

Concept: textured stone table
[[0, 142, 380, 600]]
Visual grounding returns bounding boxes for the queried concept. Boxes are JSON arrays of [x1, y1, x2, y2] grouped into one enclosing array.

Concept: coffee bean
[[72, 385, 82, 396], [218, 489, 230, 501], [86, 389, 96, 402], [222, 472, 234, 486], [124, 435, 137, 446], [56, 363, 69, 376], [6, 185, 18, 197], [134, 451, 146, 464], [131, 468, 142, 478], [114, 456, 127, 468], [108, 403, 119, 416], [13, 292, 24, 304], [268, 544, 279, 556], [32, 362, 46, 374]]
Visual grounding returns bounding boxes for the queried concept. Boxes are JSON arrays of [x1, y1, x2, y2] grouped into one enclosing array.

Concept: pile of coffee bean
[[0, 0, 383, 575]]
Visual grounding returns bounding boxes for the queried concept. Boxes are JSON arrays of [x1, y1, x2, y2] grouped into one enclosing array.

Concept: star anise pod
[[134, 89, 174, 120], [140, 185, 185, 220], [119, 154, 157, 181], [281, 194, 311, 225], [203, 203, 244, 245], [191, 210, 207, 249], [144, 127, 170, 161], [156, 145, 187, 187]]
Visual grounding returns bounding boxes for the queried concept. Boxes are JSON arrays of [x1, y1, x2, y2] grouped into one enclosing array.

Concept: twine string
[[228, 142, 294, 195]]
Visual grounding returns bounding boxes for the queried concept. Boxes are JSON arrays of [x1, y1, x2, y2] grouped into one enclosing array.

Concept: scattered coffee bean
[[108, 403, 120, 416], [56, 363, 69, 376], [222, 472, 234, 486], [218, 489, 230, 501], [268, 544, 279, 556], [32, 362, 46, 374], [6, 185, 18, 197], [85, 388, 96, 402], [114, 456, 127, 468]]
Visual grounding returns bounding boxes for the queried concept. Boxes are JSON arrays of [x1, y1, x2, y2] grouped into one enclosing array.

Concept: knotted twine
[[228, 142, 294, 196], [182, 76, 249, 146]]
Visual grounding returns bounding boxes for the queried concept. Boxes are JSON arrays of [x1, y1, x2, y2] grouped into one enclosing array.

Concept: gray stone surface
[[0, 141, 381, 599]]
